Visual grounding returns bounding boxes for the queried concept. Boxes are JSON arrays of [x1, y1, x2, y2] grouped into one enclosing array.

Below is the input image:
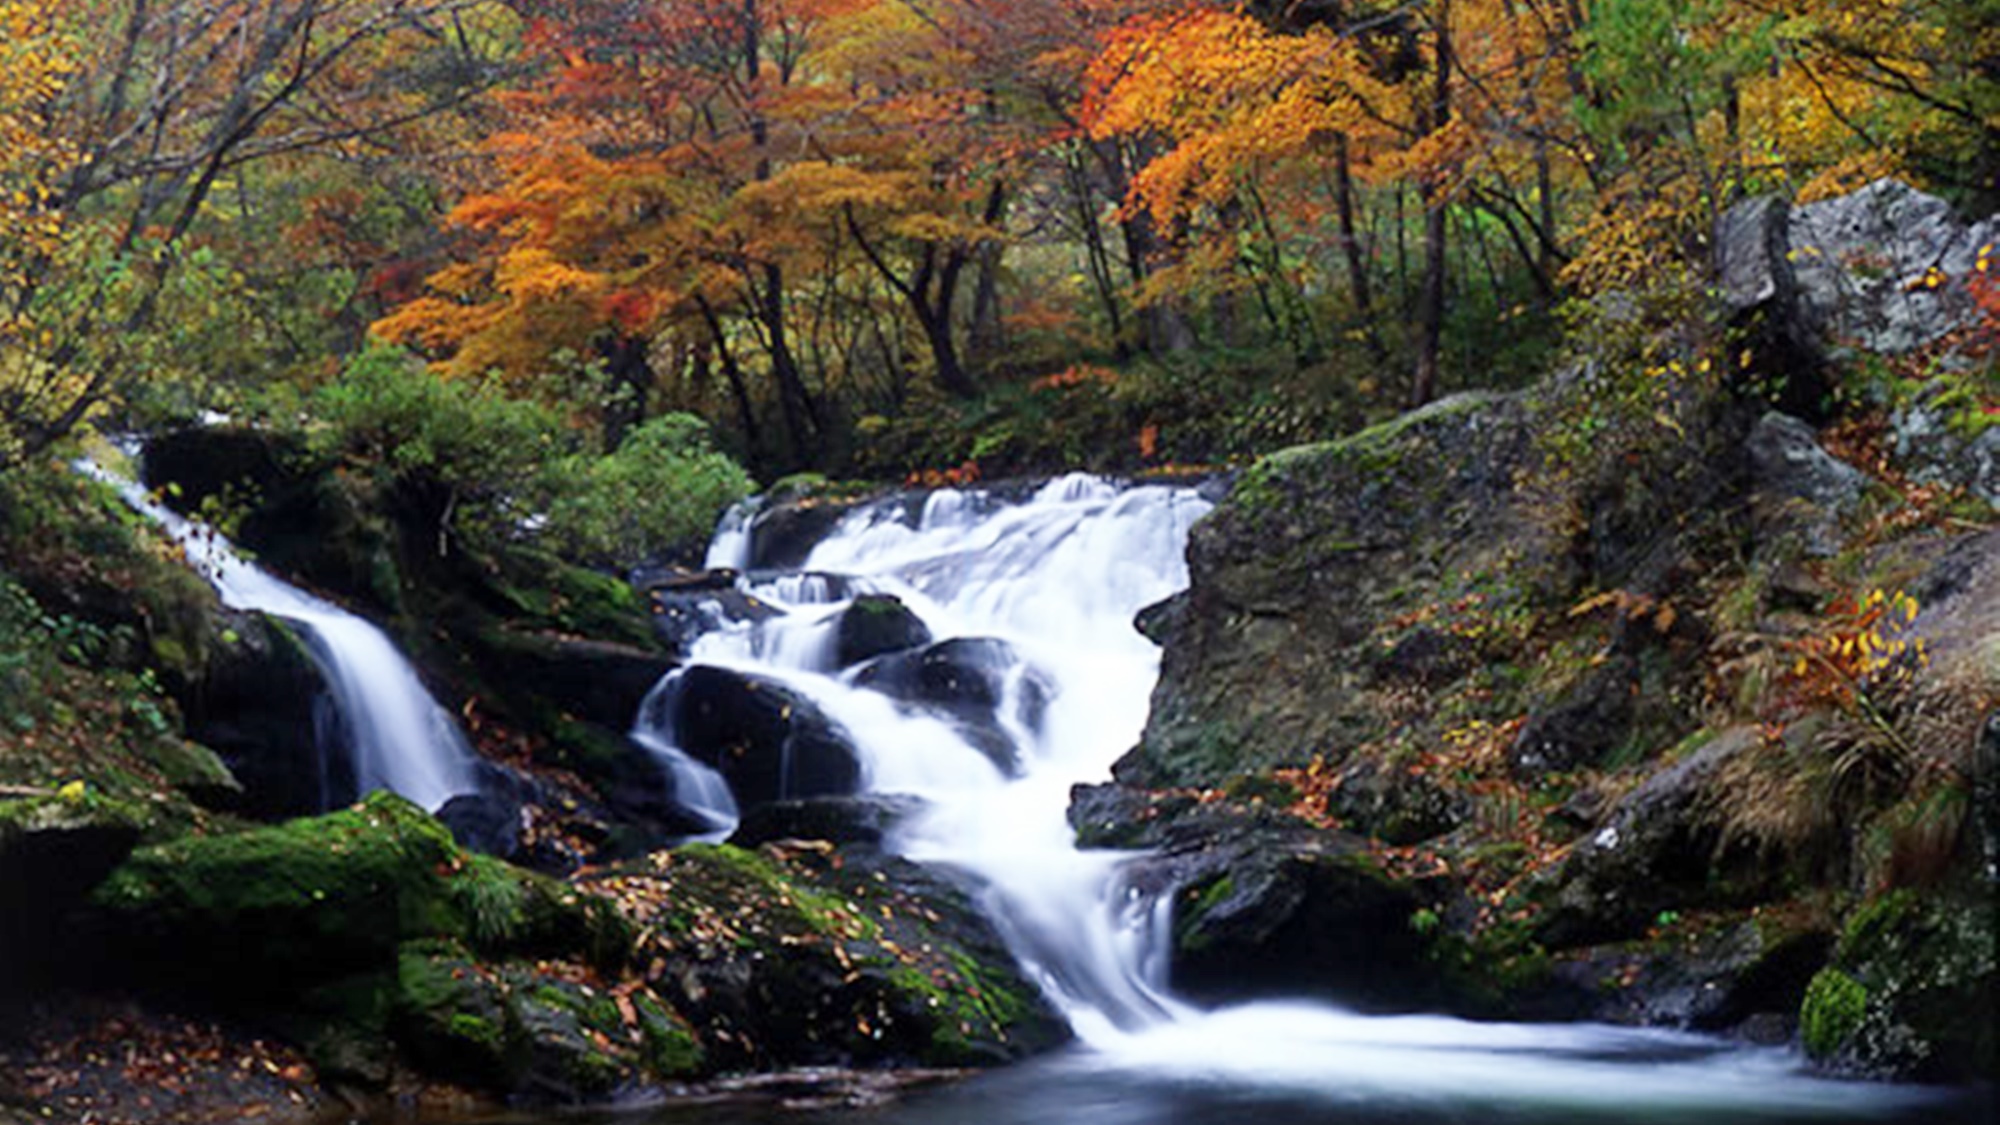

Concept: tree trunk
[[1411, 0, 1452, 409]]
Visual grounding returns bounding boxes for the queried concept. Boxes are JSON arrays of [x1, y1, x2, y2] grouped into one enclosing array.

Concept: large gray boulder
[[1722, 180, 2000, 357], [1747, 411, 1872, 557]]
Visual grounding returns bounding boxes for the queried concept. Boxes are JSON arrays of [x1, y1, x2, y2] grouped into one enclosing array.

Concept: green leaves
[[538, 413, 755, 566]]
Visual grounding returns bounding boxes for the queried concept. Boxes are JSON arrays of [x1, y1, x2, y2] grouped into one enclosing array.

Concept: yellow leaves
[[1083, 9, 1394, 226], [0, 0, 77, 265]]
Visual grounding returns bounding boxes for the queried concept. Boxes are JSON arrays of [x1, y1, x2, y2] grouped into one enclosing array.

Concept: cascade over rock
[[661, 665, 864, 807], [187, 610, 343, 817], [851, 637, 1052, 776]]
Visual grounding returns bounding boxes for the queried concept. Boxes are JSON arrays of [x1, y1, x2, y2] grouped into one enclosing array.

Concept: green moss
[[1834, 889, 1920, 964], [92, 792, 463, 979], [1801, 968, 1868, 1060], [675, 842, 879, 942], [632, 992, 705, 1077], [394, 938, 524, 1086], [453, 853, 530, 949], [0, 789, 150, 840]]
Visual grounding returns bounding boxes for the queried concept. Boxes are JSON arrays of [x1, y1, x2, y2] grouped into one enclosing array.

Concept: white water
[[645, 472, 1944, 1118], [81, 459, 478, 812]]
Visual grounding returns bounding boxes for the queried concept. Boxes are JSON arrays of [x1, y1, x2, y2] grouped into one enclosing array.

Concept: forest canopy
[[1, 0, 1994, 481]]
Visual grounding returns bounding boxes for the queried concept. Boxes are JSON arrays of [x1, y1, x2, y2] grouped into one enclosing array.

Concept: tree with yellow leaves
[[0, 0, 77, 465]]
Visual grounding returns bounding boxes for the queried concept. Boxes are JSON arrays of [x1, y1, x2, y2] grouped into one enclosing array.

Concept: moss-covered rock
[[1808, 885, 1997, 1081], [1131, 393, 1578, 787], [585, 843, 1069, 1071], [395, 939, 525, 1089], [1802, 967, 1869, 1060], [90, 792, 465, 984], [87, 792, 625, 989]]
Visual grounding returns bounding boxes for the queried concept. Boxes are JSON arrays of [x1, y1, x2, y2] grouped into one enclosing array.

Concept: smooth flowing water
[[82, 458, 478, 811], [628, 476, 1969, 1123]]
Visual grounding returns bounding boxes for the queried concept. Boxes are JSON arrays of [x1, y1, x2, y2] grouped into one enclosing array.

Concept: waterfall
[[81, 458, 478, 812], [637, 473, 1205, 1034], [640, 472, 1948, 1118]]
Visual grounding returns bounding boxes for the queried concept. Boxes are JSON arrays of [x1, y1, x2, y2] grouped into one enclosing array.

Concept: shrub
[[537, 413, 754, 566], [302, 346, 563, 541]]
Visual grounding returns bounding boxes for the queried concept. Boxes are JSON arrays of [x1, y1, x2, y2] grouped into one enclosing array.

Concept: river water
[[609, 476, 1979, 1125], [82, 456, 478, 811]]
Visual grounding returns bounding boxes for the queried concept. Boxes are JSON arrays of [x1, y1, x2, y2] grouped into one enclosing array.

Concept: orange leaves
[[1082, 8, 1391, 225], [1030, 362, 1118, 392]]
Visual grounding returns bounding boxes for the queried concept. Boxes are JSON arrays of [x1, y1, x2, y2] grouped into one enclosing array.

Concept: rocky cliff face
[[1103, 180, 1997, 1082]]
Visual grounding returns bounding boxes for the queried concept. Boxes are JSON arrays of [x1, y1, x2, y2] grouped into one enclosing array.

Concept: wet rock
[[185, 611, 344, 818], [436, 792, 526, 860], [1557, 919, 1834, 1035], [728, 794, 927, 850], [1747, 412, 1871, 558], [584, 844, 1069, 1071], [1067, 783, 1201, 849], [852, 638, 1052, 777], [1102, 798, 1449, 1010], [539, 718, 715, 851], [1132, 592, 1187, 647], [834, 594, 932, 668], [747, 498, 866, 571], [665, 666, 863, 808], [636, 569, 782, 658]]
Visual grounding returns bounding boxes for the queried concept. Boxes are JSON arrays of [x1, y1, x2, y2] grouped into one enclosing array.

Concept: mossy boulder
[[392, 938, 693, 1102], [1805, 886, 1997, 1082], [86, 793, 627, 990], [395, 939, 525, 1089], [584, 843, 1069, 1071], [89, 792, 465, 984], [835, 594, 932, 668], [1131, 393, 1576, 787]]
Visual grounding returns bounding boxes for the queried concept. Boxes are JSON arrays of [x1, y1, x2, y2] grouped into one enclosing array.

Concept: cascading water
[[638, 474, 1946, 1120], [81, 457, 477, 812]]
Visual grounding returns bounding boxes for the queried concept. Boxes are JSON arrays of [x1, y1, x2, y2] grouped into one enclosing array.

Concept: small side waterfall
[[639, 472, 1948, 1119], [83, 458, 477, 812]]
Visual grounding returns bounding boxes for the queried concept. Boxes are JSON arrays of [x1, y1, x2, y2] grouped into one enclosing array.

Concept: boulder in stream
[[665, 666, 864, 808], [851, 638, 1053, 776], [833, 594, 932, 667]]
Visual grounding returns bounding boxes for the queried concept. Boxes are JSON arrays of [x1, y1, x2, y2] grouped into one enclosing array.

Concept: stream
[[606, 476, 1974, 1124], [101, 459, 1984, 1123]]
